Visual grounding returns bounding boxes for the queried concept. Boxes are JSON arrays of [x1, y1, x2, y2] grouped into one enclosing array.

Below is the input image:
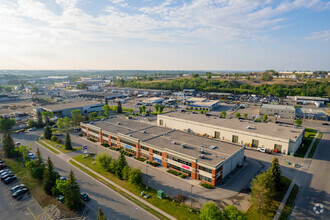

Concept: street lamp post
[[146, 165, 149, 189], [190, 185, 193, 208], [130, 207, 139, 220]]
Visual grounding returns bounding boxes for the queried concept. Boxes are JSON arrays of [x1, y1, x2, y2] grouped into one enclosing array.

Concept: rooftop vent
[[116, 122, 121, 125], [209, 145, 217, 149], [142, 130, 147, 134], [199, 154, 205, 159], [246, 126, 251, 129], [181, 144, 187, 148], [171, 140, 177, 145], [200, 148, 204, 153]]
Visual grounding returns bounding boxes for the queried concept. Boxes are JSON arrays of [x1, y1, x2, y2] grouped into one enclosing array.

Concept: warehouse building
[[142, 97, 164, 105], [158, 111, 304, 155], [80, 117, 244, 186], [40, 101, 104, 117], [185, 97, 220, 111], [259, 104, 296, 118]]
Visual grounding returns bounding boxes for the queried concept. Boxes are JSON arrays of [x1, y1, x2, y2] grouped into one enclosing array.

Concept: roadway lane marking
[[27, 207, 37, 220]]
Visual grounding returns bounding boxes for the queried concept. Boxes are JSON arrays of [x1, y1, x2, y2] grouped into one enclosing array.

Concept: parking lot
[[0, 168, 51, 220]]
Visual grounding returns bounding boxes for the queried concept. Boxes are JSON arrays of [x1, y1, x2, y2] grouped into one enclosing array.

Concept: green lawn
[[41, 137, 80, 154], [72, 155, 200, 220], [36, 140, 60, 154], [279, 184, 299, 220], [246, 176, 292, 220], [308, 132, 323, 158], [294, 128, 317, 157]]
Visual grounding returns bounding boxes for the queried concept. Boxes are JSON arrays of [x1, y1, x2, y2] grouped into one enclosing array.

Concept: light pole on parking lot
[[190, 185, 193, 208], [146, 164, 149, 189]]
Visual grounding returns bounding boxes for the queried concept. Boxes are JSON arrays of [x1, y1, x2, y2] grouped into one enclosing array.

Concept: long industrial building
[[80, 117, 244, 186], [157, 111, 305, 155]]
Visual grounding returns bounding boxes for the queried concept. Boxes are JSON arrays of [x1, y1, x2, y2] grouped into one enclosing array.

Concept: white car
[[28, 153, 36, 159], [28, 127, 36, 131], [257, 147, 266, 153]]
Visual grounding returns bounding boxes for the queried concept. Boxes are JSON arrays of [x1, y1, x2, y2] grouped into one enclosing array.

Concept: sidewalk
[[273, 132, 319, 220], [70, 158, 176, 220]]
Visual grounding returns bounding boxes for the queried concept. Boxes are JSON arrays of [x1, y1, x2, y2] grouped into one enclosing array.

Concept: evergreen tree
[[105, 97, 108, 105], [64, 170, 81, 210], [117, 101, 122, 113], [44, 125, 52, 140], [263, 114, 268, 122], [43, 156, 57, 195], [269, 157, 281, 190], [97, 207, 106, 220], [64, 132, 72, 150], [2, 133, 16, 158], [159, 105, 165, 113], [154, 104, 159, 113], [36, 147, 43, 166], [37, 111, 43, 127], [250, 171, 276, 213], [116, 152, 127, 179]]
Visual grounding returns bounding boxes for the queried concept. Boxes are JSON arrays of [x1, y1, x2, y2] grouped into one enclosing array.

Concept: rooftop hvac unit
[[199, 154, 205, 159], [171, 140, 177, 145], [209, 145, 217, 149], [116, 122, 120, 125], [181, 144, 187, 148], [246, 126, 251, 129], [200, 149, 204, 153], [142, 130, 147, 134]]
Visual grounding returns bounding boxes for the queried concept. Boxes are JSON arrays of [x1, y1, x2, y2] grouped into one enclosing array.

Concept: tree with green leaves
[[64, 132, 72, 150], [51, 179, 68, 197], [206, 72, 212, 80], [262, 72, 273, 81], [41, 111, 54, 125], [117, 101, 122, 113], [269, 157, 281, 190], [43, 156, 57, 195], [89, 112, 97, 120], [44, 125, 52, 140], [0, 118, 16, 132], [263, 114, 268, 122], [250, 171, 276, 213], [26, 159, 45, 180], [122, 166, 131, 181], [128, 168, 143, 185], [2, 133, 16, 158], [200, 202, 224, 220], [97, 207, 106, 220], [96, 153, 112, 171], [159, 105, 165, 113], [155, 104, 159, 113], [32, 86, 39, 94], [63, 117, 71, 131], [102, 105, 111, 117], [64, 170, 81, 210], [15, 145, 31, 165], [141, 105, 146, 113], [27, 119, 38, 128], [116, 152, 127, 179], [221, 111, 226, 118], [128, 108, 134, 115], [295, 119, 302, 126], [235, 112, 241, 118], [244, 113, 248, 119], [71, 109, 85, 126], [224, 205, 247, 220], [139, 107, 143, 114], [105, 97, 108, 105], [56, 118, 65, 130], [37, 111, 43, 127]]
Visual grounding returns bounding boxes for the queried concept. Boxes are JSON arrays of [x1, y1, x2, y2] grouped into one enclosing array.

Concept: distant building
[[292, 96, 329, 106], [37, 101, 105, 117], [0, 94, 19, 102], [183, 89, 196, 96], [296, 108, 329, 121], [142, 97, 164, 105], [186, 97, 220, 111], [260, 104, 296, 118]]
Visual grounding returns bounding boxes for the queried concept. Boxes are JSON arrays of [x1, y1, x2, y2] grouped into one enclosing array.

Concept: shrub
[[179, 174, 186, 179], [78, 133, 83, 137], [201, 183, 215, 189], [56, 138, 62, 144], [146, 161, 159, 167], [51, 135, 58, 142], [135, 157, 146, 162]]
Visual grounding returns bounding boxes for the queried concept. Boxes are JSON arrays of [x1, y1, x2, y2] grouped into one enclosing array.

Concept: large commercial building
[[259, 104, 296, 118], [186, 97, 220, 111], [158, 111, 305, 155], [40, 101, 105, 117], [80, 117, 244, 186]]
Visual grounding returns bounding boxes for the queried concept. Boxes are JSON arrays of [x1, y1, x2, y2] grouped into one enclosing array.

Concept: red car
[[16, 129, 25, 134], [0, 163, 7, 170]]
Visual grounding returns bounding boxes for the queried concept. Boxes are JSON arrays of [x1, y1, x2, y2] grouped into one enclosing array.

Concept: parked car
[[1, 173, 14, 181], [0, 169, 9, 175], [80, 192, 90, 201], [322, 123, 329, 126], [4, 176, 17, 184], [11, 184, 25, 193], [257, 147, 266, 153], [0, 163, 7, 170], [28, 153, 35, 159], [74, 128, 81, 132], [1, 171, 12, 177], [59, 176, 67, 181], [15, 142, 21, 147], [28, 127, 36, 131], [16, 129, 25, 134], [12, 187, 28, 198]]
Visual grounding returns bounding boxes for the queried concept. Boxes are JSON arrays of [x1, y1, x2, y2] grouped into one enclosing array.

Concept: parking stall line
[[27, 207, 38, 220]]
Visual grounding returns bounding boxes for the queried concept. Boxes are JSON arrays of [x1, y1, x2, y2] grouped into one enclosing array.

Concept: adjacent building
[[158, 111, 304, 155], [185, 97, 220, 111], [142, 97, 164, 105], [80, 117, 244, 186], [38, 101, 105, 117], [260, 104, 296, 118], [289, 96, 329, 106]]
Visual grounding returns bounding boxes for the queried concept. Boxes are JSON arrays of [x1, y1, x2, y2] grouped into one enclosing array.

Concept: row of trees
[[116, 78, 329, 97], [200, 203, 247, 220], [96, 152, 143, 185]]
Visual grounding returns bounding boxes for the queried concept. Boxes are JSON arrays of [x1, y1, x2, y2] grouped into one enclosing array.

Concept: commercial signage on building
[[182, 165, 190, 170], [124, 144, 132, 149], [153, 157, 162, 166]]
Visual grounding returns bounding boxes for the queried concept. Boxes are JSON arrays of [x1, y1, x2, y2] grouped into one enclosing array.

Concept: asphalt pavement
[[10, 130, 157, 220]]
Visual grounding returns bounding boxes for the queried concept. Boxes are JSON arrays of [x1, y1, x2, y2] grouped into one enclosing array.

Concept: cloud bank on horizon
[[0, 0, 329, 70]]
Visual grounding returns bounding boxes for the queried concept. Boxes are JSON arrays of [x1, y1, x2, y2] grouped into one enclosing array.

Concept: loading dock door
[[252, 139, 259, 148]]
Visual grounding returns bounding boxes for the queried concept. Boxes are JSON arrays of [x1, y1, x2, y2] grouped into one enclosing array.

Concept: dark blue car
[[4, 176, 17, 184]]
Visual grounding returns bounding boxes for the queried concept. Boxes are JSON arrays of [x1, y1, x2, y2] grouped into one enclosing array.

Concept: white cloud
[[306, 30, 330, 41]]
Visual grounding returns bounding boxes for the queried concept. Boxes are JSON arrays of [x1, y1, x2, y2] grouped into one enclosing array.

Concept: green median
[[308, 132, 323, 158], [37, 140, 60, 154], [71, 155, 200, 220], [279, 184, 299, 220]]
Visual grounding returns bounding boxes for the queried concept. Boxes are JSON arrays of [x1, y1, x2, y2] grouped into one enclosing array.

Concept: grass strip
[[37, 140, 61, 154], [69, 160, 169, 220], [71, 156, 200, 220], [279, 184, 299, 220], [308, 132, 323, 158], [246, 176, 292, 220], [294, 128, 317, 157]]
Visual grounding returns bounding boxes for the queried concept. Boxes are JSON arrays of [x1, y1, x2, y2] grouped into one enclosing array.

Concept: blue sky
[[0, 0, 329, 70]]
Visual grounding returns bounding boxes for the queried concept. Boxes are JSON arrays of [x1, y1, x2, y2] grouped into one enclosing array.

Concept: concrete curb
[[70, 158, 176, 220]]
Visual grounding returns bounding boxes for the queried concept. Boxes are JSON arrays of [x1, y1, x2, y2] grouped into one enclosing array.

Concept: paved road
[[10, 130, 156, 220], [290, 121, 329, 219]]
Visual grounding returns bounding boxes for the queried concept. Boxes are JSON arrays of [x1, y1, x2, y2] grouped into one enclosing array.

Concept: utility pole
[[190, 185, 193, 208]]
